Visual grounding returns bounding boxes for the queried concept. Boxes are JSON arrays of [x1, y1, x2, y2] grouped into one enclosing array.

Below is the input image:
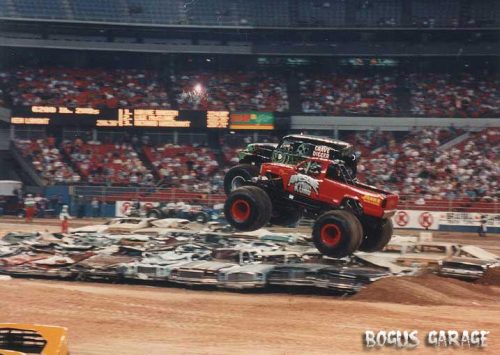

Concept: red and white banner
[[115, 201, 160, 217]]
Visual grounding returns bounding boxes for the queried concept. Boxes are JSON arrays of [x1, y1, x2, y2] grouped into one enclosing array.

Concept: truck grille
[[0, 328, 47, 354], [179, 270, 204, 278], [137, 266, 157, 275], [228, 273, 254, 282]]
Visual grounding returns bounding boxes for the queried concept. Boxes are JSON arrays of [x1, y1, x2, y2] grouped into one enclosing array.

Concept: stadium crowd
[[356, 128, 499, 202], [62, 140, 154, 186], [144, 144, 223, 193], [15, 138, 80, 184], [13, 128, 498, 206], [299, 73, 398, 116], [172, 71, 289, 112], [3, 67, 170, 109], [409, 73, 500, 118], [1, 67, 499, 117]]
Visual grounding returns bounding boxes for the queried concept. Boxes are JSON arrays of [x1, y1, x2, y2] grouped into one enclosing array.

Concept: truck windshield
[[326, 163, 354, 184]]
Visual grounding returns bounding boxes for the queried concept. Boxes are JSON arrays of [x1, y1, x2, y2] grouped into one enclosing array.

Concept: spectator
[[24, 194, 36, 223], [91, 197, 100, 218]]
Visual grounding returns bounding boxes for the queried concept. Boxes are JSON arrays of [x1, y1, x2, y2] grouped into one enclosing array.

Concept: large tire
[[312, 210, 363, 258], [224, 164, 260, 195], [270, 205, 302, 227], [224, 186, 272, 231], [359, 218, 393, 252]]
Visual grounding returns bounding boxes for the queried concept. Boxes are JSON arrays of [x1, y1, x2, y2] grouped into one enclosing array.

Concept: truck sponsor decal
[[312, 145, 332, 159], [288, 174, 320, 196], [361, 194, 382, 206]]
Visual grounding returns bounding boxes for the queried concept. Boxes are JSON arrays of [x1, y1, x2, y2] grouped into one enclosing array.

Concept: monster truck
[[224, 134, 357, 194], [224, 158, 399, 258]]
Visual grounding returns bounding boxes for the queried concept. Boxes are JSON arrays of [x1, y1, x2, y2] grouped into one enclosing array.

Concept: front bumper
[[217, 281, 266, 289]]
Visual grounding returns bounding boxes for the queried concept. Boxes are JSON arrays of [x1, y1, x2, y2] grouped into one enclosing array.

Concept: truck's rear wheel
[[359, 218, 393, 252], [270, 205, 302, 227], [224, 186, 272, 231], [312, 210, 363, 258], [224, 164, 260, 194]]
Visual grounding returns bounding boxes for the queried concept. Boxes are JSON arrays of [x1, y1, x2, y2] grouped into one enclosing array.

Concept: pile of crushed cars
[[0, 218, 498, 294]]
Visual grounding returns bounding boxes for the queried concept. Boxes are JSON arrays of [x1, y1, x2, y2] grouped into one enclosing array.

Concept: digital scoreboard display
[[229, 112, 274, 130], [10, 106, 231, 129]]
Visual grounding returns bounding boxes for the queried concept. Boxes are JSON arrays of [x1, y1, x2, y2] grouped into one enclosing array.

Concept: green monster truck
[[224, 134, 358, 194]]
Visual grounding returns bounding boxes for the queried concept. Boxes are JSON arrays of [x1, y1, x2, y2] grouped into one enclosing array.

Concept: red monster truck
[[224, 158, 399, 258]]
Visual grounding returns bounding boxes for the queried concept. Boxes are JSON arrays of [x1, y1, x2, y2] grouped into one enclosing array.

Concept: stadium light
[[194, 83, 203, 94]]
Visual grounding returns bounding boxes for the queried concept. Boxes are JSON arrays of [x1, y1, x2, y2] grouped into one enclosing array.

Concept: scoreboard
[[10, 106, 230, 129], [10, 106, 288, 130]]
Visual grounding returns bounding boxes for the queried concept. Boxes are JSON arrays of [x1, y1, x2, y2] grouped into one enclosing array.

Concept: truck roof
[[283, 134, 352, 151]]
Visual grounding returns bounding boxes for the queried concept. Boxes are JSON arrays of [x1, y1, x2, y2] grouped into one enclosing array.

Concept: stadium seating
[[2, 0, 499, 28], [469, 0, 499, 27], [354, 0, 401, 27], [410, 0, 460, 27], [70, 0, 129, 22], [409, 73, 500, 118], [12, 0, 66, 20], [127, 0, 183, 24], [356, 128, 499, 203], [172, 71, 289, 112], [2, 66, 499, 118], [12, 128, 498, 209], [0, 0, 11, 17], [6, 67, 170, 109], [143, 144, 223, 193], [296, 0, 345, 27], [14, 138, 80, 184], [63, 141, 153, 186], [298, 72, 398, 116]]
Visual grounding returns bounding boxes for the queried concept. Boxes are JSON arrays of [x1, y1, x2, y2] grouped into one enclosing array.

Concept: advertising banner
[[439, 212, 500, 233], [391, 210, 440, 230], [115, 200, 160, 217], [392, 210, 500, 233], [229, 112, 274, 130]]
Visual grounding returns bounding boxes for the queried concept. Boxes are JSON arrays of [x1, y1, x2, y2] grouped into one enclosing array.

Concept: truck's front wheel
[[312, 210, 363, 258], [359, 218, 393, 252], [224, 186, 272, 231], [224, 164, 260, 194]]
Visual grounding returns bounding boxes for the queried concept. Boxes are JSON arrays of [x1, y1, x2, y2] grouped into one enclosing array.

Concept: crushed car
[[168, 261, 238, 286], [268, 263, 327, 287], [314, 265, 390, 293], [437, 258, 496, 281], [218, 264, 276, 289]]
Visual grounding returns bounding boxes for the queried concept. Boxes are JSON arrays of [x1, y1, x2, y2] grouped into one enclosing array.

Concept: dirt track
[[1, 219, 499, 354]]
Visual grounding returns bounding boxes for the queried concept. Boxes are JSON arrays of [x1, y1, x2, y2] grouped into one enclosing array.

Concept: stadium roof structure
[[0, 0, 498, 30]]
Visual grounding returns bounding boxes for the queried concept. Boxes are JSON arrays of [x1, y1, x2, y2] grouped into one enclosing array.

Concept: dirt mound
[[476, 267, 500, 286], [352, 273, 500, 306]]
